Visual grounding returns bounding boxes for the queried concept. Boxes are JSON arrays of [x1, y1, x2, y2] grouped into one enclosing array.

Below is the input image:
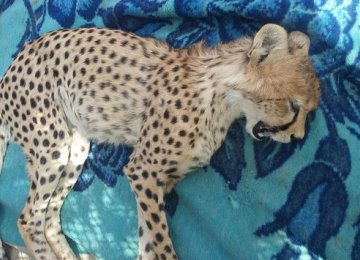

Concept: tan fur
[[0, 24, 320, 259]]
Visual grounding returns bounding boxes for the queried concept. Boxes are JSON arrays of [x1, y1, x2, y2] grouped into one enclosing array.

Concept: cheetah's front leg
[[136, 204, 158, 260], [124, 162, 177, 260], [45, 130, 90, 260]]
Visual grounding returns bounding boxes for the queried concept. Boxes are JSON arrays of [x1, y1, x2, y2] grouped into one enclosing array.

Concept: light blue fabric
[[0, 0, 359, 259]]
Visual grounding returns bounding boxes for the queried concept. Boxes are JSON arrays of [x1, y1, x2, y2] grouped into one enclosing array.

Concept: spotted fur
[[0, 24, 319, 259]]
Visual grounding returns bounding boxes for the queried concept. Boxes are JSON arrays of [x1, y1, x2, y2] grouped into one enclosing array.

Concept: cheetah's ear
[[247, 24, 288, 64], [288, 31, 310, 56]]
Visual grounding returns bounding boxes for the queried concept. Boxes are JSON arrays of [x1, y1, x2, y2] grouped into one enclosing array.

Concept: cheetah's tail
[[0, 80, 9, 173], [0, 79, 9, 260], [0, 129, 9, 259], [0, 125, 9, 173]]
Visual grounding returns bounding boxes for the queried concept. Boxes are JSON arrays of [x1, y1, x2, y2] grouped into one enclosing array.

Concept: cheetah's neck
[[183, 37, 258, 148]]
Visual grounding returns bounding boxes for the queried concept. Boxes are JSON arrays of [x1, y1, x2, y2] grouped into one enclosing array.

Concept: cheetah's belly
[[80, 113, 143, 146], [56, 86, 145, 146]]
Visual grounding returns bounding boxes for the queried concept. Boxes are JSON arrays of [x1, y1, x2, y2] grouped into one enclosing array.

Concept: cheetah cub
[[0, 24, 319, 259]]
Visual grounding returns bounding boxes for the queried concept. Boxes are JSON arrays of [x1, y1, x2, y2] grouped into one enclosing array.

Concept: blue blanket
[[0, 1, 359, 259]]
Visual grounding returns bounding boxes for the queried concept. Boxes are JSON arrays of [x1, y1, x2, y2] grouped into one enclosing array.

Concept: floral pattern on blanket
[[0, 0, 359, 259]]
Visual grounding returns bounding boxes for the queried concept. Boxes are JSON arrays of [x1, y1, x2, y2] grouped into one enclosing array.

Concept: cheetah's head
[[241, 24, 320, 143]]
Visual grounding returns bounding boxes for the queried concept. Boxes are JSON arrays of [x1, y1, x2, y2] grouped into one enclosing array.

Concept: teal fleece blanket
[[0, 0, 359, 259]]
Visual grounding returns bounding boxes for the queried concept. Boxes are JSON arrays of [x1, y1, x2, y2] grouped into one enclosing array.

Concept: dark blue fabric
[[0, 1, 359, 259]]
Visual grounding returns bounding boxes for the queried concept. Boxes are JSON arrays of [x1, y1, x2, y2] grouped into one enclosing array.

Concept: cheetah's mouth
[[252, 104, 300, 141], [252, 122, 271, 140]]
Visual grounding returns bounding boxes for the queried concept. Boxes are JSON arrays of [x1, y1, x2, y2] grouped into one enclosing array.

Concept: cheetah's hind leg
[[0, 125, 10, 260], [17, 111, 73, 260]]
